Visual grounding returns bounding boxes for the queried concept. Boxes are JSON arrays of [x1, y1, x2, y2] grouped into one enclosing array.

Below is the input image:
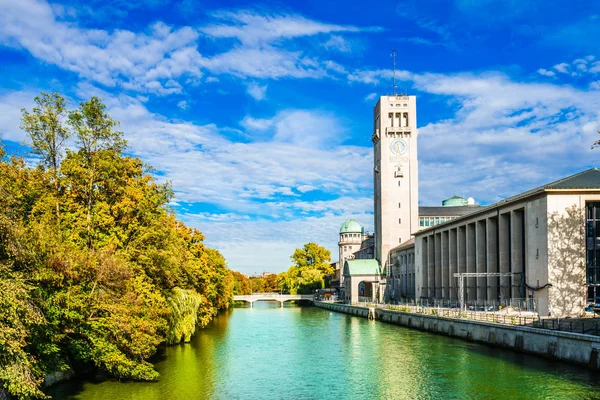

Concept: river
[[49, 303, 600, 399]]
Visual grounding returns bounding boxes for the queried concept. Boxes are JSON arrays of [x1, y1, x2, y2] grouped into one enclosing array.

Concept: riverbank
[[314, 301, 600, 370]]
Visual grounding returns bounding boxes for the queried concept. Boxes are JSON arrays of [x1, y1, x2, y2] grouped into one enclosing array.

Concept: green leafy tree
[[231, 271, 251, 295], [20, 92, 70, 219], [0, 92, 235, 398], [291, 242, 333, 275], [278, 243, 332, 295], [67, 96, 126, 248]]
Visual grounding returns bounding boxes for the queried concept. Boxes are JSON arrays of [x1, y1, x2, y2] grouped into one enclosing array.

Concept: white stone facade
[[372, 95, 419, 273]]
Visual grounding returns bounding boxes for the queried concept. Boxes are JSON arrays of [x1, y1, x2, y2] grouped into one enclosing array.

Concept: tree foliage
[[279, 243, 331, 294], [0, 92, 234, 398]]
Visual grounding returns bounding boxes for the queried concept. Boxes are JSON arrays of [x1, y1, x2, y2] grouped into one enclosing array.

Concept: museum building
[[335, 94, 600, 317]]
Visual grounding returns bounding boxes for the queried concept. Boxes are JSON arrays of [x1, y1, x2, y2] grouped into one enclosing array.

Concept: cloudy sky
[[1, 0, 599, 274]]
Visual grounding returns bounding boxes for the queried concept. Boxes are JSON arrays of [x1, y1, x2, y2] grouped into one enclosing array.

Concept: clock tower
[[372, 95, 419, 275]]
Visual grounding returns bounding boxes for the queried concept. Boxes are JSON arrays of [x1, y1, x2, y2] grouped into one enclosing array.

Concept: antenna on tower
[[391, 49, 397, 95]]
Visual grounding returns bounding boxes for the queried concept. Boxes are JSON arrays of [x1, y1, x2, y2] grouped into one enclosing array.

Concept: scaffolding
[[453, 272, 522, 313]]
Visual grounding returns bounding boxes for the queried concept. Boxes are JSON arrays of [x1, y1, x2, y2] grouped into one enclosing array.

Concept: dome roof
[[340, 219, 362, 234], [442, 195, 468, 207]]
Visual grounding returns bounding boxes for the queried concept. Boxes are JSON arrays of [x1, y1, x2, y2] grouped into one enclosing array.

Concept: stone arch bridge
[[233, 293, 314, 307]]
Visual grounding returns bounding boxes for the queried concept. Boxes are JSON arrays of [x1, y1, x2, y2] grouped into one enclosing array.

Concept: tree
[[291, 242, 332, 275], [67, 96, 126, 248], [0, 92, 235, 397], [20, 92, 70, 219], [278, 243, 332, 295]]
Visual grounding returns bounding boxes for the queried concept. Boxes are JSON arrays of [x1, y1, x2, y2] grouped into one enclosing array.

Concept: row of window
[[419, 216, 456, 227], [388, 112, 409, 128], [341, 233, 361, 240], [396, 253, 415, 264]]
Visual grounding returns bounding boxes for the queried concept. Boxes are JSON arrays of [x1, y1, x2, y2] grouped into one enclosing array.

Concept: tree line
[[0, 93, 234, 399], [232, 242, 333, 295]]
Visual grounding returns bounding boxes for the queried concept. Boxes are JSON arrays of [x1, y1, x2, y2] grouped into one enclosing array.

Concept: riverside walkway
[[233, 293, 314, 307]]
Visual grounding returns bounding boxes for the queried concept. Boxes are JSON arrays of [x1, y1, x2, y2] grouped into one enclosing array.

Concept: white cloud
[[199, 10, 364, 45], [322, 35, 353, 53], [537, 68, 555, 77], [364, 92, 377, 101], [246, 82, 267, 100], [553, 62, 570, 73], [407, 72, 600, 205], [0, 1, 382, 92], [177, 100, 188, 110], [241, 109, 347, 148], [0, 90, 38, 142], [541, 57, 600, 78], [0, 0, 203, 94], [240, 116, 273, 131]]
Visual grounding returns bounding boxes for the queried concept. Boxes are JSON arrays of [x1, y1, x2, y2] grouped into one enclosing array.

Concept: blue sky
[[1, 0, 599, 274]]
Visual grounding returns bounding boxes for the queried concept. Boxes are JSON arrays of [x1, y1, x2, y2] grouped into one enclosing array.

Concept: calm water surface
[[50, 303, 600, 399]]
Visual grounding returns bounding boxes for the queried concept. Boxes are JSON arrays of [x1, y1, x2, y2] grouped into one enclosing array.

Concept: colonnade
[[419, 209, 526, 304]]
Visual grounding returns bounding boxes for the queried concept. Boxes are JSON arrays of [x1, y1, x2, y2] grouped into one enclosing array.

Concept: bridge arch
[[233, 293, 314, 307]]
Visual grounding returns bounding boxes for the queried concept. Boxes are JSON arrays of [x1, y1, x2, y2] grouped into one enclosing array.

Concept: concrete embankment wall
[[314, 302, 600, 369]]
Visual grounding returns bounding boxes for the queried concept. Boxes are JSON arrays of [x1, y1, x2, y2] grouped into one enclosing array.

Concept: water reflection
[[49, 304, 600, 399]]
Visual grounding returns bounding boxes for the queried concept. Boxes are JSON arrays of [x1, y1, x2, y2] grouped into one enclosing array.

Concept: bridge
[[233, 293, 314, 307]]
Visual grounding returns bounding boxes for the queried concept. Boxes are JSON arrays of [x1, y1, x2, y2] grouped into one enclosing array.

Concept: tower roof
[[340, 219, 362, 234]]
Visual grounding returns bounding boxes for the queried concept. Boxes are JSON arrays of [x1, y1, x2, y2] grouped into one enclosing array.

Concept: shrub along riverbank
[[0, 93, 234, 399]]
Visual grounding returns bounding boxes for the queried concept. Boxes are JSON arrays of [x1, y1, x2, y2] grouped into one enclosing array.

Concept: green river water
[[49, 303, 600, 399]]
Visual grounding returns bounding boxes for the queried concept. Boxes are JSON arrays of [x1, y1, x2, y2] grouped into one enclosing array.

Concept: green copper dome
[[442, 195, 467, 207], [340, 219, 362, 234]]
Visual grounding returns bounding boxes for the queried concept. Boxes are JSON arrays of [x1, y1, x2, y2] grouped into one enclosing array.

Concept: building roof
[[543, 168, 600, 190], [340, 219, 362, 233], [390, 238, 415, 253], [419, 205, 480, 217], [389, 238, 415, 253], [343, 259, 381, 276], [416, 168, 600, 235]]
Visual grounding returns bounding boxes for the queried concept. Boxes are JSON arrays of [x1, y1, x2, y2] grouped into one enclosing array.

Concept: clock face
[[390, 139, 407, 155]]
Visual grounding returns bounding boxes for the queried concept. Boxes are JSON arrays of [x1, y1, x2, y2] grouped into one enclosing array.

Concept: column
[[435, 233, 442, 300], [449, 228, 458, 301], [466, 223, 476, 301], [487, 217, 498, 302], [499, 213, 511, 304], [458, 226, 467, 301], [511, 209, 525, 301], [442, 230, 450, 300], [428, 234, 435, 299], [420, 237, 428, 300], [476, 220, 487, 303]]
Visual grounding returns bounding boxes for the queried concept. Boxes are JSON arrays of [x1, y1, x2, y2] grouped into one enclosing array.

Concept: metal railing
[[343, 301, 600, 337]]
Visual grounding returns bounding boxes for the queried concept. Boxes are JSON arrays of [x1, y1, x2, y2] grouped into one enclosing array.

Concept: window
[[419, 218, 424, 227], [398, 181, 401, 187], [388, 113, 394, 127], [586, 202, 600, 303], [399, 237, 402, 243], [399, 218, 402, 224], [399, 202, 401, 208]]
